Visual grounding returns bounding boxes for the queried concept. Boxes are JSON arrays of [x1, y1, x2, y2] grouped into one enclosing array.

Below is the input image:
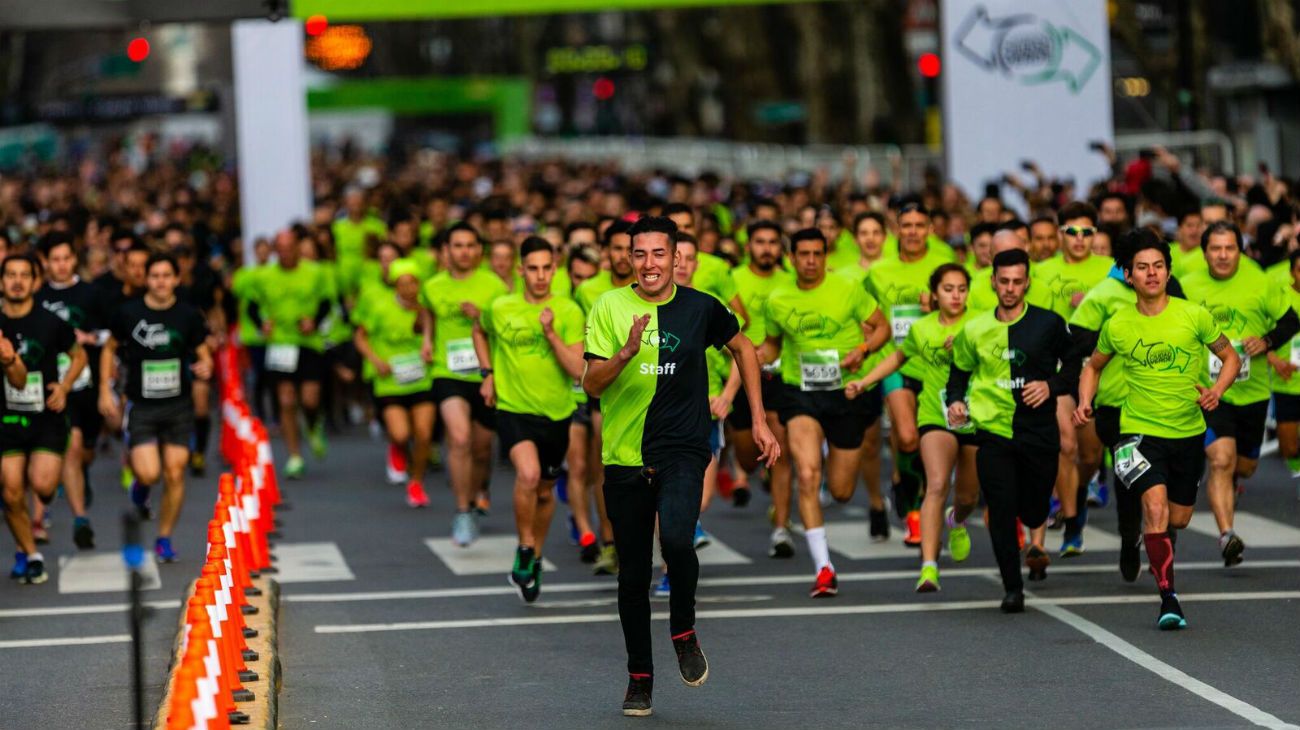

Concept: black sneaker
[[1157, 592, 1187, 630], [672, 630, 709, 687], [1025, 545, 1050, 582], [868, 508, 890, 542], [24, 558, 48, 585], [1119, 539, 1140, 583], [73, 518, 95, 550], [732, 486, 751, 508], [509, 546, 540, 603], [622, 675, 653, 717], [1000, 590, 1025, 614], [1221, 533, 1244, 567]]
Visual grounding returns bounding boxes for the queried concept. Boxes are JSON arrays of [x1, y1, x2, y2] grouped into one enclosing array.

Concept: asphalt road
[[4, 426, 1299, 729]]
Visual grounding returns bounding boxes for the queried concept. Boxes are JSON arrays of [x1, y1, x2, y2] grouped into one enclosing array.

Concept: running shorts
[[0, 412, 69, 456], [497, 410, 571, 481], [778, 382, 881, 450], [430, 378, 497, 430], [1203, 400, 1269, 460]]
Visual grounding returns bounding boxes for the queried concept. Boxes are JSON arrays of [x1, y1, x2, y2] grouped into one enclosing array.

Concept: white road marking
[[653, 534, 752, 566], [57, 551, 160, 594], [282, 560, 1300, 605], [1185, 511, 1300, 547], [271, 542, 355, 583], [311, 589, 1300, 635], [0, 635, 131, 650], [425, 536, 557, 576], [0, 600, 180, 619], [1036, 602, 1300, 730]]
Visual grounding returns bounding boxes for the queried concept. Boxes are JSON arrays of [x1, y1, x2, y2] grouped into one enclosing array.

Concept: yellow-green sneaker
[[308, 422, 327, 459], [285, 455, 305, 480], [915, 564, 940, 593], [593, 544, 618, 576], [946, 507, 971, 562]]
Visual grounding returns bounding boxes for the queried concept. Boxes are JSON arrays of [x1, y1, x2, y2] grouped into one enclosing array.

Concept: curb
[[152, 577, 281, 729]]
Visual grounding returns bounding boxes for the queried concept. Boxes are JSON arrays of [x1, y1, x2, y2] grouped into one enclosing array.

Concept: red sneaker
[[387, 444, 409, 485], [903, 510, 922, 547], [405, 480, 430, 508], [717, 467, 735, 499], [1016, 518, 1027, 551], [809, 566, 838, 598]]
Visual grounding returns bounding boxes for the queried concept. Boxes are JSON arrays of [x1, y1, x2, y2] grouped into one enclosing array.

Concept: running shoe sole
[[915, 578, 939, 593], [1158, 613, 1188, 631], [1025, 549, 1050, 581], [681, 664, 708, 688], [769, 541, 795, 559], [623, 708, 653, 718], [1222, 535, 1244, 567]]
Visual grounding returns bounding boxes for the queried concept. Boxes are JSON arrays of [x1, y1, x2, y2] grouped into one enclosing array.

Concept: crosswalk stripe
[[57, 552, 161, 594], [271, 542, 356, 583], [653, 532, 753, 566], [1185, 511, 1300, 547], [425, 536, 558, 576]]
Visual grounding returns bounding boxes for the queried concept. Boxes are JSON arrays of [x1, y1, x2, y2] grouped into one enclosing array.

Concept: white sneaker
[[386, 464, 408, 485], [769, 527, 795, 558]]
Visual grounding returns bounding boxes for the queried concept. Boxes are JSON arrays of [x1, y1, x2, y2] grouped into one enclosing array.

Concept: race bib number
[[265, 344, 300, 373], [389, 352, 427, 385], [799, 349, 841, 392], [141, 359, 182, 399], [891, 304, 922, 343], [1208, 341, 1249, 383], [1290, 336, 1300, 368], [57, 352, 92, 392], [1113, 436, 1152, 489], [4, 372, 44, 412], [446, 338, 480, 374], [939, 387, 973, 433]]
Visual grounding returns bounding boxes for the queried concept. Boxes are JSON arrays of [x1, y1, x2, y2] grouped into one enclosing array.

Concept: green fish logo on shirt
[[1130, 339, 1193, 373], [643, 329, 681, 352], [16, 337, 46, 367], [879, 282, 924, 308], [784, 310, 846, 338], [921, 340, 954, 366], [992, 344, 1027, 367], [1203, 303, 1242, 335], [498, 320, 549, 356]]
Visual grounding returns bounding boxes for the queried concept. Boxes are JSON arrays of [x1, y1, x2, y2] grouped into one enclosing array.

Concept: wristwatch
[[479, 367, 494, 378]]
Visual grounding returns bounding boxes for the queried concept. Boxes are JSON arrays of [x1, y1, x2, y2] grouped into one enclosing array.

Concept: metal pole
[[124, 511, 145, 728]]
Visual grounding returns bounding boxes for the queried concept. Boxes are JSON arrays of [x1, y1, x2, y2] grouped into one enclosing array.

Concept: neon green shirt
[[575, 270, 629, 314], [764, 274, 880, 390], [359, 294, 432, 397], [230, 265, 264, 347], [332, 215, 388, 293], [1170, 245, 1207, 279], [900, 309, 976, 431], [419, 268, 508, 383], [694, 253, 737, 305], [966, 260, 1054, 312], [1271, 283, 1300, 397], [1033, 254, 1114, 319], [731, 265, 794, 347], [253, 260, 333, 352], [1097, 297, 1221, 438], [1069, 275, 1135, 408], [865, 246, 952, 347], [482, 293, 584, 421], [1181, 265, 1292, 405]]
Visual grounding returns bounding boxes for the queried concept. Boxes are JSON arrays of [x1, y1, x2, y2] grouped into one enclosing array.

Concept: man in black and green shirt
[[945, 249, 1072, 613], [584, 216, 777, 718]]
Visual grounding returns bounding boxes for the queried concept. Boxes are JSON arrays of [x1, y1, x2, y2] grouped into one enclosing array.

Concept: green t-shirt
[[764, 274, 880, 390], [1271, 283, 1300, 396], [419, 268, 509, 383], [1181, 265, 1292, 405], [584, 285, 740, 467], [865, 246, 951, 349], [351, 276, 395, 383], [826, 230, 861, 274], [359, 294, 432, 397], [1266, 260, 1291, 288], [511, 268, 573, 299], [966, 260, 1054, 312], [1170, 245, 1207, 279], [1033, 253, 1114, 319], [230, 265, 264, 347], [900, 309, 976, 431], [1068, 275, 1135, 407], [253, 260, 333, 352], [1097, 297, 1221, 438], [575, 270, 628, 314], [482, 293, 584, 421], [316, 261, 352, 347], [694, 253, 737, 305], [332, 215, 388, 293], [731, 265, 794, 347]]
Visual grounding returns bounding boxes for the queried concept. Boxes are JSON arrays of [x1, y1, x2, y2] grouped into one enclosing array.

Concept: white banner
[[940, 1, 1113, 208]]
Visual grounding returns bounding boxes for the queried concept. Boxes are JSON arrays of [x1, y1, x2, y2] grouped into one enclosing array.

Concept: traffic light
[[127, 37, 150, 63]]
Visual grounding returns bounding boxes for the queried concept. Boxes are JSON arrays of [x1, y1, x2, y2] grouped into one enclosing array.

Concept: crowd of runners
[[2, 144, 1298, 714]]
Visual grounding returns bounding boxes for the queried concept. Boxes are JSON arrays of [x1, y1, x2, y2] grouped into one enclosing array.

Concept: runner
[[728, 220, 796, 557], [1075, 233, 1240, 629], [420, 222, 508, 546], [473, 237, 585, 602], [2, 253, 83, 584], [1170, 207, 1207, 279], [248, 230, 334, 479], [664, 203, 749, 323], [763, 228, 890, 597], [583, 216, 777, 716], [847, 263, 978, 592], [1028, 215, 1061, 263], [1269, 250, 1300, 498], [100, 252, 210, 562], [353, 259, 435, 509], [35, 234, 109, 550], [1180, 221, 1299, 566], [172, 241, 224, 477], [945, 249, 1072, 612]]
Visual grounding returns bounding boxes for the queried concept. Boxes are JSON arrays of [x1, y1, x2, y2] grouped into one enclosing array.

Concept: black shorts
[[265, 346, 327, 385], [1203, 400, 1269, 460], [918, 423, 977, 448], [327, 341, 362, 374], [430, 378, 496, 429], [374, 390, 435, 411], [497, 410, 571, 481], [778, 382, 881, 450], [726, 371, 788, 430], [66, 389, 104, 446], [1275, 393, 1300, 423], [1095, 404, 1121, 451], [126, 399, 195, 448], [899, 375, 923, 395], [1, 412, 69, 456], [572, 399, 594, 428], [1120, 433, 1205, 507]]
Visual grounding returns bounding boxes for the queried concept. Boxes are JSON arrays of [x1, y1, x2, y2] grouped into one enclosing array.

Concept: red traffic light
[[593, 77, 616, 101], [305, 15, 329, 37], [127, 37, 150, 63], [918, 52, 941, 78]]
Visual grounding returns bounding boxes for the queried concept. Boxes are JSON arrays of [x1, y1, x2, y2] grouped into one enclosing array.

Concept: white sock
[[805, 527, 832, 572], [922, 560, 938, 570], [28, 551, 44, 563]]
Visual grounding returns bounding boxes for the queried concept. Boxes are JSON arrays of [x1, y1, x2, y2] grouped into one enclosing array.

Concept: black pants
[[1095, 405, 1141, 550], [603, 454, 708, 675], [976, 432, 1057, 593]]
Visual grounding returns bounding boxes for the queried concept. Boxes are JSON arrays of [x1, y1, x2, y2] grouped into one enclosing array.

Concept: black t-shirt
[[0, 306, 77, 416], [37, 278, 109, 387], [178, 263, 222, 313], [110, 297, 208, 405]]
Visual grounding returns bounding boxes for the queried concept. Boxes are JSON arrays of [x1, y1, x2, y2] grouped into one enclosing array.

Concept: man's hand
[[98, 391, 122, 427], [752, 419, 781, 467], [619, 314, 651, 361], [1196, 384, 1224, 411], [0, 330, 15, 364], [75, 329, 98, 347], [374, 359, 392, 377], [1021, 380, 1051, 408], [709, 395, 732, 421], [1269, 354, 1296, 381], [845, 379, 868, 400], [460, 302, 481, 321], [840, 347, 865, 372], [261, 320, 274, 337], [539, 307, 555, 333], [298, 317, 316, 334], [1072, 402, 1094, 427], [1242, 336, 1268, 357], [420, 341, 433, 363], [191, 359, 213, 381], [946, 401, 969, 428], [46, 382, 68, 413], [1070, 291, 1086, 309], [480, 374, 496, 408]]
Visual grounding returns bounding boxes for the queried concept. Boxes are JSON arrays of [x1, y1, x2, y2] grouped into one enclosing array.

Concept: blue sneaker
[[10, 552, 28, 580], [653, 572, 671, 597], [555, 470, 569, 504], [567, 514, 580, 546], [1059, 533, 1084, 558], [129, 481, 152, 520], [1046, 496, 1062, 529], [693, 521, 712, 550], [155, 537, 177, 563], [1096, 483, 1109, 508], [451, 511, 478, 547], [1157, 593, 1187, 630]]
